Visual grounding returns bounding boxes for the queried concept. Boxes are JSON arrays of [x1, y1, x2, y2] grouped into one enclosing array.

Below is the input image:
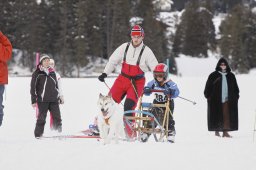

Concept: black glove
[[164, 88, 175, 96], [98, 73, 107, 82], [143, 87, 152, 95], [163, 88, 172, 95]]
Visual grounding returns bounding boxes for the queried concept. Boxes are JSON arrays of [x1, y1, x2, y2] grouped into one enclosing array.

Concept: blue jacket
[[145, 79, 179, 102]]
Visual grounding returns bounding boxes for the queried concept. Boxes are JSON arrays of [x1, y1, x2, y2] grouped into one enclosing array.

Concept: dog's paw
[[104, 138, 111, 145], [114, 136, 120, 144], [100, 140, 107, 145], [99, 138, 106, 145]]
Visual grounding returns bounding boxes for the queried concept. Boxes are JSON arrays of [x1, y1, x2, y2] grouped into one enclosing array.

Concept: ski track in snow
[[0, 56, 256, 170], [1, 57, 256, 170]]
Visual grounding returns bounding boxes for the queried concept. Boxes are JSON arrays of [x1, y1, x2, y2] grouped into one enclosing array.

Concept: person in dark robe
[[204, 58, 239, 137]]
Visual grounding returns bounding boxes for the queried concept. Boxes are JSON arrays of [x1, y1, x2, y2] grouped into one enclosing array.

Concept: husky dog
[[97, 93, 126, 144]]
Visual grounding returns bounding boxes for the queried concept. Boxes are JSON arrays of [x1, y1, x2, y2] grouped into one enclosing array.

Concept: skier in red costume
[[98, 25, 158, 137]]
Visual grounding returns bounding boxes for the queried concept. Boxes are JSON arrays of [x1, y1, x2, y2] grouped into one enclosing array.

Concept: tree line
[[0, 0, 170, 77], [173, 0, 256, 73]]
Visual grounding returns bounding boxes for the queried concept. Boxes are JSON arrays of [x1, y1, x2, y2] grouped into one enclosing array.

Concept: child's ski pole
[[178, 96, 197, 105]]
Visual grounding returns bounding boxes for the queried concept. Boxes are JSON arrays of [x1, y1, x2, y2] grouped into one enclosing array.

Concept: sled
[[40, 129, 100, 140], [124, 90, 173, 142], [41, 135, 100, 140]]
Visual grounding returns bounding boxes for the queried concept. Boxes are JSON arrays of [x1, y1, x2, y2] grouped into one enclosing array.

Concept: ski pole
[[178, 96, 197, 105], [4, 85, 6, 101], [104, 81, 111, 90], [36, 52, 40, 68], [253, 110, 256, 142]]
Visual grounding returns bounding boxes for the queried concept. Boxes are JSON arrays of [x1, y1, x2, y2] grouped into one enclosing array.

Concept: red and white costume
[[104, 41, 158, 111]]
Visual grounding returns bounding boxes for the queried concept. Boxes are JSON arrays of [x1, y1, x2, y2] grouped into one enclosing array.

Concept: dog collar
[[104, 117, 110, 125]]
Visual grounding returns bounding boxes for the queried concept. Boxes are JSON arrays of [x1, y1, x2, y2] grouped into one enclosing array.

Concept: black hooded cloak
[[204, 58, 239, 131]]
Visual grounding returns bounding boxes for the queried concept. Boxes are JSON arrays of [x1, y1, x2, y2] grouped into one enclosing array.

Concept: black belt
[[121, 72, 144, 80], [121, 72, 144, 99]]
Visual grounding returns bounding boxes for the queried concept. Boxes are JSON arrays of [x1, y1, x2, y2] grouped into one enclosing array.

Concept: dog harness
[[104, 117, 110, 125]]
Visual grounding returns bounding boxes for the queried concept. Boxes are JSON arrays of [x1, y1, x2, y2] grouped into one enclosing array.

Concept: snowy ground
[[1, 57, 256, 170]]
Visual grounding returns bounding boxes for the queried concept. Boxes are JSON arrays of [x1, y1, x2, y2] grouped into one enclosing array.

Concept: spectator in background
[[49, 59, 64, 104], [31, 54, 62, 138], [204, 58, 239, 138], [49, 58, 64, 130], [0, 31, 12, 126]]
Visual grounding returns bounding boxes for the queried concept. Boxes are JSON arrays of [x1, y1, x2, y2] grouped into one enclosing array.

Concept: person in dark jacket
[[30, 54, 62, 138], [204, 58, 239, 138]]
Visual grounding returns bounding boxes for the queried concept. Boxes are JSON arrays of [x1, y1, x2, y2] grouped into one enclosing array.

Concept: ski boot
[[140, 132, 150, 143], [167, 130, 176, 143], [89, 124, 100, 136]]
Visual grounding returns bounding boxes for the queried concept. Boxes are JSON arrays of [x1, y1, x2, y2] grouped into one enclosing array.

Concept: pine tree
[[137, 0, 165, 62], [185, 1, 215, 57], [30, 1, 50, 54], [172, 16, 186, 57], [46, 1, 62, 57], [136, 0, 177, 73], [0, 0, 16, 39], [104, 0, 130, 56], [50, 0, 77, 76], [173, 0, 216, 58], [72, 0, 89, 77], [219, 5, 251, 73], [107, 0, 131, 56], [13, 0, 41, 70], [245, 11, 256, 68], [219, 19, 232, 58], [172, 0, 188, 11], [85, 0, 105, 58]]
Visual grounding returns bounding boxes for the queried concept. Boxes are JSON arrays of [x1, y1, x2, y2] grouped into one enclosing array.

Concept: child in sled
[[142, 63, 179, 143]]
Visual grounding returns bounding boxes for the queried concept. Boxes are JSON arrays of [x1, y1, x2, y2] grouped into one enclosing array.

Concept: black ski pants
[[158, 99, 175, 132], [145, 99, 175, 132], [34, 101, 62, 137]]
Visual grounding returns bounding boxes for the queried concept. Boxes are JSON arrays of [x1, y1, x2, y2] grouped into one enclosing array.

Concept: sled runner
[[124, 89, 174, 142], [40, 129, 100, 140], [41, 135, 100, 139]]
